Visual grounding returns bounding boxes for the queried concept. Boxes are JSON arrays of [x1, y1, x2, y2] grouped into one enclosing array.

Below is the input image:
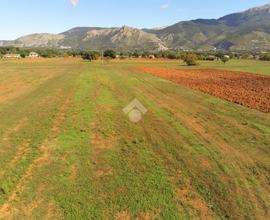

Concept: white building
[[3, 54, 21, 58], [28, 52, 39, 58]]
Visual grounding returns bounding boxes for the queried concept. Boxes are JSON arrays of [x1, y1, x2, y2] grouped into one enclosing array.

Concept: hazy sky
[[1, 0, 269, 40]]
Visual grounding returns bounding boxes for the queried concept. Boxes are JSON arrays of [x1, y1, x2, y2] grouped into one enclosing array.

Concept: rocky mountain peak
[[246, 3, 270, 13]]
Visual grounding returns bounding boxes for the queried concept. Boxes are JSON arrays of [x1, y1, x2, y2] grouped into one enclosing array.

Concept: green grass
[[0, 58, 269, 219], [197, 59, 270, 75], [121, 59, 270, 76]]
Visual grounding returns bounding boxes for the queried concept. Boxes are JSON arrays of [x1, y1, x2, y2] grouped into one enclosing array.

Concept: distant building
[[28, 52, 39, 58], [60, 46, 72, 50], [3, 54, 21, 58]]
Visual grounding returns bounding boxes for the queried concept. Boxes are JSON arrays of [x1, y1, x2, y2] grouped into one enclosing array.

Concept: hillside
[[61, 26, 168, 50], [145, 3, 270, 50], [2, 3, 270, 51]]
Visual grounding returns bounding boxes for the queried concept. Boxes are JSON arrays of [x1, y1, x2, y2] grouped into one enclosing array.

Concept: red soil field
[[135, 66, 270, 113]]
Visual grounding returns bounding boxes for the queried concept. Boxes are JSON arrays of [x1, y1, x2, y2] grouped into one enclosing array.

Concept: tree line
[[0, 46, 269, 64]]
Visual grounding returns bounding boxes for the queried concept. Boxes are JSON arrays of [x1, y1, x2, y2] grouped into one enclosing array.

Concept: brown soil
[[188, 198, 215, 220], [135, 66, 270, 113], [136, 210, 161, 220], [0, 79, 28, 103], [0, 142, 30, 179], [116, 211, 132, 220], [1, 118, 28, 142]]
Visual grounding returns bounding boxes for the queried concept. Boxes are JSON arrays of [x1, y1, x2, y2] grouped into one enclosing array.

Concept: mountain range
[[1, 3, 270, 51]]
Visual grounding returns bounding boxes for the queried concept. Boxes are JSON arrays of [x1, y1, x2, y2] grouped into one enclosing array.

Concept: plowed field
[[135, 66, 270, 112]]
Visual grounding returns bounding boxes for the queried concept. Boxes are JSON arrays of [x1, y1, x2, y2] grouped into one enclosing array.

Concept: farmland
[[0, 58, 269, 219], [135, 66, 270, 112]]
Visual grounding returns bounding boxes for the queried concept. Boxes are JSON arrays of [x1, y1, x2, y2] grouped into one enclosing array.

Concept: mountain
[[144, 3, 270, 51], [218, 4, 270, 27], [12, 34, 65, 48], [2, 4, 270, 51], [60, 26, 168, 51], [3, 26, 167, 51]]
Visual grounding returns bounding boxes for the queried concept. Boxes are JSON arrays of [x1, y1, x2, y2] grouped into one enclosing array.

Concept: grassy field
[[118, 59, 270, 76], [0, 58, 269, 219]]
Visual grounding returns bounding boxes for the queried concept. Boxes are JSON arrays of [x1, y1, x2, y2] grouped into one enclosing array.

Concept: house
[[28, 52, 39, 58], [3, 54, 21, 58]]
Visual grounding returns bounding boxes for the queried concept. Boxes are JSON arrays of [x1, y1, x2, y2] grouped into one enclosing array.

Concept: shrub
[[259, 54, 270, 61], [221, 55, 230, 64], [81, 51, 100, 61], [182, 53, 198, 66], [104, 50, 116, 59], [167, 52, 178, 59]]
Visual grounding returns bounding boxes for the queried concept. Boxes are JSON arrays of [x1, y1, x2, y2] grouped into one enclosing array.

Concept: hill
[[144, 3, 270, 50], [2, 4, 270, 51]]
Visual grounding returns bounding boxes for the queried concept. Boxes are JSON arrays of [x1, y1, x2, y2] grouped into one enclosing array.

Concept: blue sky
[[0, 0, 269, 40]]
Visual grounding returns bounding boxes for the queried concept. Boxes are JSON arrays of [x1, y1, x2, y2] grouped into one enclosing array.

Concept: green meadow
[[0, 58, 269, 219]]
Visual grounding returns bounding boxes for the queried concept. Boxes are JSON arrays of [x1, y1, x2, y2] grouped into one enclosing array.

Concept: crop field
[[0, 58, 269, 219], [135, 66, 270, 112]]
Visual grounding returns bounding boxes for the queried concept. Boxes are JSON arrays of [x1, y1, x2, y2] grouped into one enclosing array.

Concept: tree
[[221, 55, 230, 64], [132, 51, 140, 58], [104, 50, 116, 59], [166, 52, 178, 59], [259, 54, 270, 61], [20, 52, 26, 58], [182, 53, 198, 66], [81, 51, 100, 61]]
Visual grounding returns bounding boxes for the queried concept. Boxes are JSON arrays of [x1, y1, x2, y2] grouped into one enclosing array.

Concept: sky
[[0, 0, 269, 40]]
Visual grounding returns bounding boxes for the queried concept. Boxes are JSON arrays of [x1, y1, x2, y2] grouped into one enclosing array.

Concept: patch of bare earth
[[117, 211, 132, 220], [188, 199, 214, 220], [0, 71, 57, 103], [0, 96, 72, 218], [1, 117, 28, 142], [136, 210, 161, 220], [135, 66, 270, 112], [70, 164, 78, 180], [0, 142, 30, 179], [172, 175, 215, 219], [116, 210, 160, 220], [0, 79, 29, 103]]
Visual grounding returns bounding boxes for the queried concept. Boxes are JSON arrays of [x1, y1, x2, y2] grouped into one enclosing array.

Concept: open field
[[121, 59, 270, 76], [0, 58, 269, 219]]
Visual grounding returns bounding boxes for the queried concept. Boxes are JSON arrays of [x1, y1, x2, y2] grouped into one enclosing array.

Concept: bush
[[182, 53, 198, 66], [167, 52, 178, 59], [104, 50, 116, 59], [81, 51, 100, 61], [203, 55, 216, 61], [221, 55, 230, 64], [259, 54, 270, 61]]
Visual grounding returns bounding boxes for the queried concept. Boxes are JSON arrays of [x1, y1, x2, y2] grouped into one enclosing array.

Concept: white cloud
[[161, 3, 169, 9], [71, 0, 79, 7]]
